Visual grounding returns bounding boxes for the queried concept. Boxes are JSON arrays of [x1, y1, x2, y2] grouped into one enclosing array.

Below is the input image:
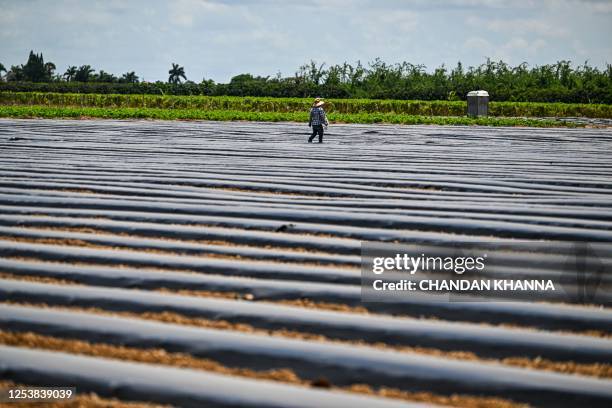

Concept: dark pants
[[309, 125, 324, 143]]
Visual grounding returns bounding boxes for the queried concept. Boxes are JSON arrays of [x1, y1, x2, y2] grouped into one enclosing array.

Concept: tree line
[[1, 51, 611, 103]]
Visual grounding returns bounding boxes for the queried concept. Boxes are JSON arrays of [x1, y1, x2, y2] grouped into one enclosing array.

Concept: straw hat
[[313, 97, 325, 107]]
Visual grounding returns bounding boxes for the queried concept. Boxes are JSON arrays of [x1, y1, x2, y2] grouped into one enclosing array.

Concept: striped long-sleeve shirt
[[309, 107, 329, 126]]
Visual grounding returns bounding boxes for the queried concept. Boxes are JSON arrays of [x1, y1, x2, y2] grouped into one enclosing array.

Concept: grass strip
[[0, 105, 581, 127]]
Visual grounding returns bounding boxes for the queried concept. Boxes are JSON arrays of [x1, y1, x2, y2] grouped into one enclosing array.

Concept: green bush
[[0, 105, 577, 127], [1, 92, 611, 118]]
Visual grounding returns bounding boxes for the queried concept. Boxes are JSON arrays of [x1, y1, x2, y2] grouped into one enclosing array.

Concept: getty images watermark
[[361, 241, 610, 304]]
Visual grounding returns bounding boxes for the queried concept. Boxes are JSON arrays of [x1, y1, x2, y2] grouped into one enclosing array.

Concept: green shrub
[[1, 92, 610, 118]]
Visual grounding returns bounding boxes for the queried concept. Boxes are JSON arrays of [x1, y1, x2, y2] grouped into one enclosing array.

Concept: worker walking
[[308, 97, 329, 143]]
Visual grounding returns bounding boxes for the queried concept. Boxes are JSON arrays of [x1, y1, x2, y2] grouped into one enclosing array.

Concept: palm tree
[[63, 66, 77, 81], [44, 62, 56, 80], [121, 71, 139, 83], [95, 70, 116, 83], [6, 65, 24, 81], [74, 65, 95, 82], [168, 63, 186, 84]]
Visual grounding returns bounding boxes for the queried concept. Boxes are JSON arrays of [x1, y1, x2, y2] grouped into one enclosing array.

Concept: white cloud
[[502, 37, 547, 55], [352, 9, 419, 42], [466, 16, 568, 38], [210, 28, 291, 51], [573, 0, 612, 13], [443, 0, 531, 7], [464, 36, 493, 50], [463, 35, 549, 64], [169, 0, 236, 27], [377, 11, 419, 33]]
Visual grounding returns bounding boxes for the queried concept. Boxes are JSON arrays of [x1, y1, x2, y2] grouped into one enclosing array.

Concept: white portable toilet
[[467, 90, 489, 117]]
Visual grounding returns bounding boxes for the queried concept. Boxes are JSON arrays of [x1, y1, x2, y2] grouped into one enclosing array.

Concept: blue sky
[[1, 0, 611, 82]]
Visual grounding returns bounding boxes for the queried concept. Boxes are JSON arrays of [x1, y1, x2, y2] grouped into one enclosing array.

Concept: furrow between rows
[[1, 305, 611, 407]]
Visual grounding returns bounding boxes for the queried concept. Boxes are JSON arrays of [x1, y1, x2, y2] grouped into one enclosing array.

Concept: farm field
[[2, 92, 612, 119], [0, 105, 580, 128], [2, 92, 612, 127], [0, 118, 611, 407]]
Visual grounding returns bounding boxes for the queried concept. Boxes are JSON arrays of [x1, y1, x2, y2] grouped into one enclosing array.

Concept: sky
[[1, 0, 611, 83]]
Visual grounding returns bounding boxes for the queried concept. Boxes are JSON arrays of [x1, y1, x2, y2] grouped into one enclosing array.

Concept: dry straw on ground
[[0, 331, 527, 408]]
